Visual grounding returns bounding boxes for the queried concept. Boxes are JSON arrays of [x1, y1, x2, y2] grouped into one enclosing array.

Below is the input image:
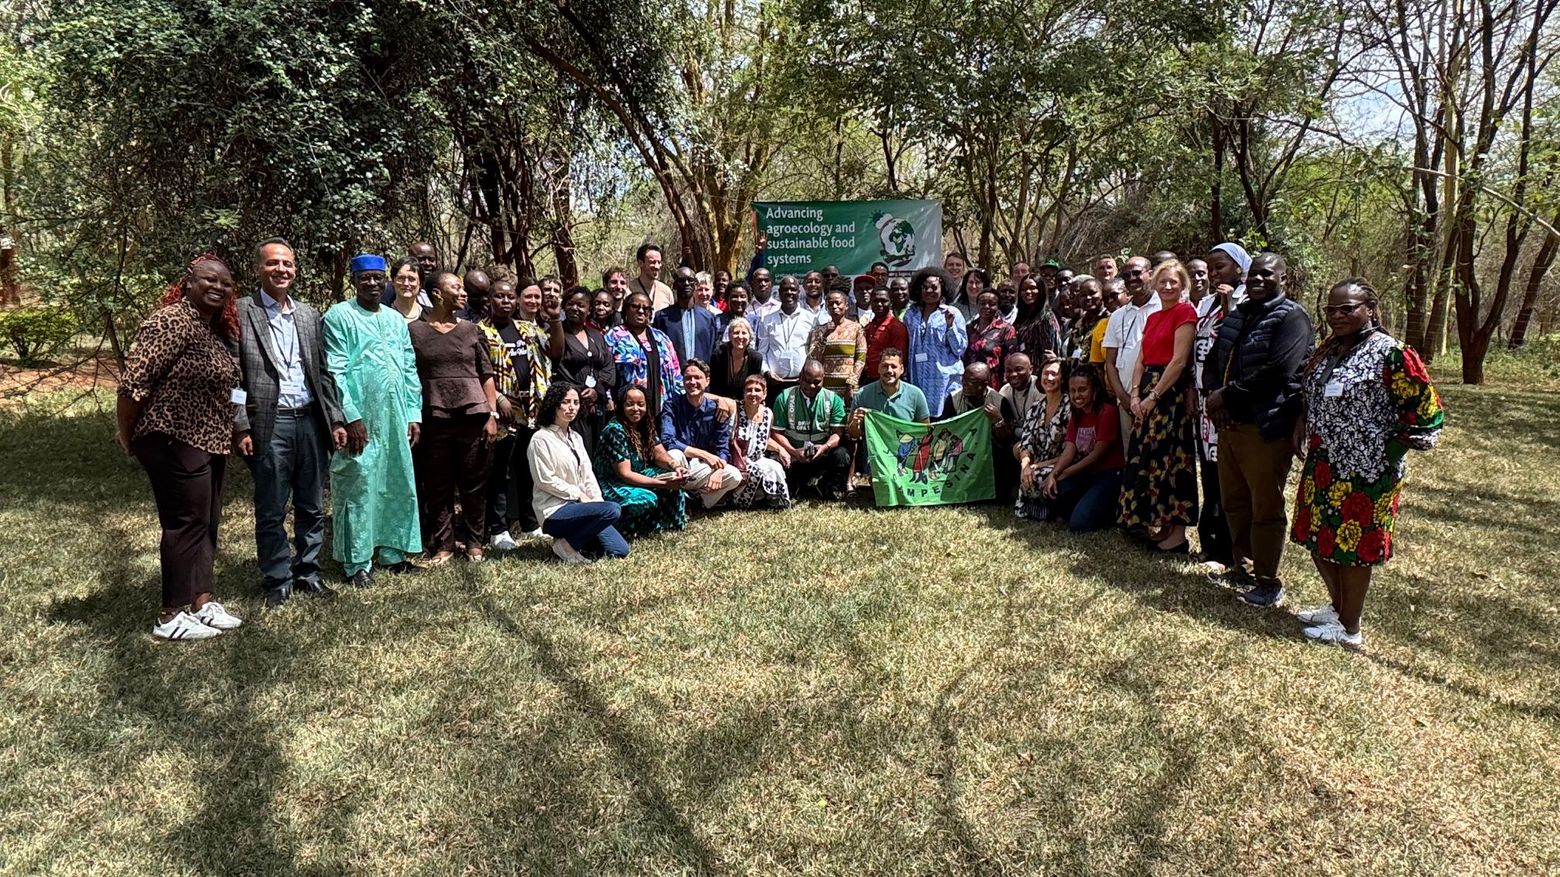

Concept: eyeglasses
[[1324, 302, 1367, 316], [626, 303, 652, 311]]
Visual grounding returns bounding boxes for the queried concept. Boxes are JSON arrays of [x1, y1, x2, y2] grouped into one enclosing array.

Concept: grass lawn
[[0, 366, 1557, 875]]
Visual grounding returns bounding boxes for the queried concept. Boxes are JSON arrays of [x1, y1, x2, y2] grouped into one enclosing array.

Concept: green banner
[[753, 200, 943, 276], [863, 408, 995, 507]]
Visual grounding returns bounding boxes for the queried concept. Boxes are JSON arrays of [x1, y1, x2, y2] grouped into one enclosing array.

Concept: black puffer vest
[[1205, 294, 1314, 440]]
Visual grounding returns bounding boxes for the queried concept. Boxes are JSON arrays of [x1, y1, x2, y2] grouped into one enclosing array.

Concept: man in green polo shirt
[[771, 359, 850, 499], [849, 347, 930, 429], [847, 347, 931, 484]]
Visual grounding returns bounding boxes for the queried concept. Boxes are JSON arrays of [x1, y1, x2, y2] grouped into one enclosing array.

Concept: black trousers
[[421, 414, 492, 553], [1198, 451, 1234, 566], [133, 433, 226, 608], [786, 445, 851, 497]]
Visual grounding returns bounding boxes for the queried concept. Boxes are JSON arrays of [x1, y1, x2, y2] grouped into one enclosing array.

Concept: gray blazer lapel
[[247, 292, 283, 370]]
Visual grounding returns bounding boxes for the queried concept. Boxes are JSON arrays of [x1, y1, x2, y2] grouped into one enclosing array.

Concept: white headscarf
[[1210, 242, 1251, 304]]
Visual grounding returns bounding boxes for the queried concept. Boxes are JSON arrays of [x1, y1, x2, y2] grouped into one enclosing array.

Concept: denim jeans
[[541, 501, 630, 558], [1051, 468, 1123, 532], [246, 409, 328, 589]]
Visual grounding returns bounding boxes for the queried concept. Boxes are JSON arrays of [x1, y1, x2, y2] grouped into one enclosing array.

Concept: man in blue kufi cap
[[321, 253, 425, 585]]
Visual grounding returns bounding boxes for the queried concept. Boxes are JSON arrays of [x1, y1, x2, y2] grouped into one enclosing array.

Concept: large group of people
[[116, 235, 1444, 651]]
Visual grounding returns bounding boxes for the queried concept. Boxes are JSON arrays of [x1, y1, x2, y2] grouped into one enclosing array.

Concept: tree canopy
[[1, 0, 1556, 381]]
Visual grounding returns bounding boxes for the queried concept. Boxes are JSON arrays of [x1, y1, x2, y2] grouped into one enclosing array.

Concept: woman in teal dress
[[591, 384, 689, 538]]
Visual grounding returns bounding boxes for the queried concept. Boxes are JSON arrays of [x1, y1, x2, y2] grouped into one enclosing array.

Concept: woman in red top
[[1118, 258, 1200, 551], [1032, 365, 1125, 531], [860, 286, 909, 381]]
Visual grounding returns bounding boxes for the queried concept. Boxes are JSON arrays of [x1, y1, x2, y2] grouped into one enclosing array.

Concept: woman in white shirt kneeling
[[527, 382, 629, 563]]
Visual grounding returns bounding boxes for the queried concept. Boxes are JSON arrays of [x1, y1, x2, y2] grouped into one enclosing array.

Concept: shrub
[[0, 307, 81, 366]]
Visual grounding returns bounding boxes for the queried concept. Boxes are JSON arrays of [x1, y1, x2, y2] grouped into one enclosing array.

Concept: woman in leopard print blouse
[[116, 254, 245, 642]]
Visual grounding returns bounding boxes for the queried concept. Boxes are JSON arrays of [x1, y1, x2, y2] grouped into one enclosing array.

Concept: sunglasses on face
[[1324, 302, 1367, 316]]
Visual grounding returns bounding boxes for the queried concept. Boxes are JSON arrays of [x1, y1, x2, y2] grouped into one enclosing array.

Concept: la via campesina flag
[[863, 408, 994, 507]]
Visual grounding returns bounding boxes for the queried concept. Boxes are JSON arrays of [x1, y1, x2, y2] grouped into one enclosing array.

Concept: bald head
[[1246, 252, 1287, 302]]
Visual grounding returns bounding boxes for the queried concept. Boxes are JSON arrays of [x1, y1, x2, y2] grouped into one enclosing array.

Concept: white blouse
[[527, 425, 603, 522]]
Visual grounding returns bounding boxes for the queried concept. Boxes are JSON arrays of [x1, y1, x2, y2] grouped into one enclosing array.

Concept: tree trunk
[[1509, 223, 1558, 348], [1209, 115, 1224, 244]]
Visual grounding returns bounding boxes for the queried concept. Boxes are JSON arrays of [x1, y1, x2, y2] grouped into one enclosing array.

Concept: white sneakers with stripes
[[152, 602, 243, 642]]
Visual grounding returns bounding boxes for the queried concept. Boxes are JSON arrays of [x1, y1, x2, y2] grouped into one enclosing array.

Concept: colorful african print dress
[[590, 420, 686, 538], [1291, 332, 1444, 566]]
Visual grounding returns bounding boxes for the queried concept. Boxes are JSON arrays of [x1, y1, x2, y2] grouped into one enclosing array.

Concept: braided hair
[[1068, 362, 1110, 415], [1301, 276, 1386, 376], [612, 383, 658, 461], [159, 253, 239, 340]]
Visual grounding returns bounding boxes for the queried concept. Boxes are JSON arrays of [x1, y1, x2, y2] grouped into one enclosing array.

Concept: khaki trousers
[[1217, 423, 1293, 585]]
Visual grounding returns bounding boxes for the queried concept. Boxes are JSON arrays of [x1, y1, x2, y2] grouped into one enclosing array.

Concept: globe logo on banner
[[752, 200, 942, 276], [873, 211, 918, 267]]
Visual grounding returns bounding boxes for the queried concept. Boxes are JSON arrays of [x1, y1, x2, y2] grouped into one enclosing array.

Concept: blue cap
[[349, 253, 387, 276]]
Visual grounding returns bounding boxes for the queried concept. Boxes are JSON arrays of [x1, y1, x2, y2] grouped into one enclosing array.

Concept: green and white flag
[[863, 408, 994, 507], [752, 200, 943, 276]]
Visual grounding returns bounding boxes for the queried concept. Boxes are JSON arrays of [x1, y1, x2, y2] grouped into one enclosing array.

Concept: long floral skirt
[[1117, 367, 1199, 531]]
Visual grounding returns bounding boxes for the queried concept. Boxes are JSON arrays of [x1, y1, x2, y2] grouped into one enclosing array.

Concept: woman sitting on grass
[[527, 382, 629, 563], [1014, 356, 1070, 521], [1289, 278, 1444, 649], [591, 384, 689, 538], [1026, 365, 1125, 532]]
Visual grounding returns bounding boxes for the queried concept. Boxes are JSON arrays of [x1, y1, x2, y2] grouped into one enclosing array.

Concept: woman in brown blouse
[[116, 254, 244, 641], [410, 271, 498, 564]]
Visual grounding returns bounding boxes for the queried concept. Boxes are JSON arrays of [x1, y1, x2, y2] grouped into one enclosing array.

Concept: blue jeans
[[1052, 468, 1123, 532], [541, 501, 630, 559], [246, 409, 329, 589]]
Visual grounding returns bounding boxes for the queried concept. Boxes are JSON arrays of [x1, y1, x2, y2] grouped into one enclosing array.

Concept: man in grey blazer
[[234, 238, 348, 608]]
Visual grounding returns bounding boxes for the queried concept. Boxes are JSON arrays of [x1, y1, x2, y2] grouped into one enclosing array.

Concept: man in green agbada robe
[[322, 254, 424, 585]]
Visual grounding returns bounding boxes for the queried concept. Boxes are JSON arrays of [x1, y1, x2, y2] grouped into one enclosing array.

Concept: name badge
[[1323, 380, 1344, 398], [914, 352, 929, 363], [230, 388, 247, 404]]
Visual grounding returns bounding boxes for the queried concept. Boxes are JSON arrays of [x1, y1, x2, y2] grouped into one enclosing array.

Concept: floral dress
[[1014, 396, 1070, 519], [1291, 332, 1444, 566], [730, 405, 791, 509], [590, 420, 686, 538], [963, 317, 1018, 387]]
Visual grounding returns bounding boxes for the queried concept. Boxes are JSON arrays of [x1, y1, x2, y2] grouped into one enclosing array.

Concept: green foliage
[[0, 305, 80, 365]]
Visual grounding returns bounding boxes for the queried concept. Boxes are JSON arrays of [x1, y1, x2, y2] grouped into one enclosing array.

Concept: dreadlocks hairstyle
[[1302, 276, 1386, 375], [1068, 362, 1111, 416], [159, 253, 239, 340]]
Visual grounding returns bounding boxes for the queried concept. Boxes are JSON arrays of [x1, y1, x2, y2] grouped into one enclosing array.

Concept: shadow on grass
[[47, 522, 348, 875], [461, 572, 726, 876]]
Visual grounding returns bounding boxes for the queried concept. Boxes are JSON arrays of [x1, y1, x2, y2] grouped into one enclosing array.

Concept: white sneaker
[[524, 527, 552, 541], [1304, 621, 1363, 649], [1296, 604, 1339, 626], [193, 601, 243, 630], [489, 530, 519, 552], [153, 611, 223, 641], [551, 538, 589, 565]]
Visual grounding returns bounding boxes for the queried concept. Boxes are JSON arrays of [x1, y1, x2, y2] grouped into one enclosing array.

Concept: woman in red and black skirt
[[1117, 259, 1200, 553]]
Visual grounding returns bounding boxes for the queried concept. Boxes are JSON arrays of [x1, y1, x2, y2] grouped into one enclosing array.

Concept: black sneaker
[[1237, 583, 1285, 608]]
